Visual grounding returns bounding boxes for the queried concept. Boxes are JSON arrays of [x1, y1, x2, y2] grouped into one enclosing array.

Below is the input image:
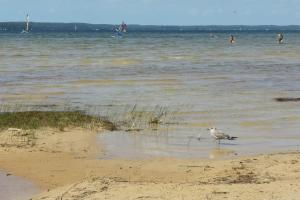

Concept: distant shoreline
[[1, 22, 300, 33]]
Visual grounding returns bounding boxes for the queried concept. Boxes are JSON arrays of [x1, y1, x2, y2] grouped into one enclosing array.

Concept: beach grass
[[0, 111, 117, 131]]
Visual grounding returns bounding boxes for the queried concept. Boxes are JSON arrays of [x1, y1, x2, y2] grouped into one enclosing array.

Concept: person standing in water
[[229, 35, 235, 44], [278, 33, 284, 44]]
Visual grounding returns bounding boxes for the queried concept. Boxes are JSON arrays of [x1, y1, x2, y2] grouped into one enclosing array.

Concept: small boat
[[112, 21, 127, 38], [21, 14, 30, 34]]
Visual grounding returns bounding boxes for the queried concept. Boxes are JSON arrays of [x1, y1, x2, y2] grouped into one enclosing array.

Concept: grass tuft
[[0, 111, 117, 131]]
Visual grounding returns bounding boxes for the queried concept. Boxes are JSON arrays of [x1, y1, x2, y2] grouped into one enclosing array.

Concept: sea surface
[[1, 31, 300, 159]]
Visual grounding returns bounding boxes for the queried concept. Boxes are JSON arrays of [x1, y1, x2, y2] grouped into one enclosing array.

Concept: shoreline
[[0, 127, 300, 199]]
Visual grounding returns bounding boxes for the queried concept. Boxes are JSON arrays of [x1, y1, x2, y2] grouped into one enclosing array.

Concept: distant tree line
[[0, 22, 300, 33]]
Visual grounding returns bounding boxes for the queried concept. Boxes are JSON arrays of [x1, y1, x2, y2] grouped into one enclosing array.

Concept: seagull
[[207, 128, 238, 144]]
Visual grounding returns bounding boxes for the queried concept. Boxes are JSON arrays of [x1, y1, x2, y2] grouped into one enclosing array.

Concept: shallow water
[[1, 32, 300, 159], [0, 171, 38, 200], [98, 130, 300, 159]]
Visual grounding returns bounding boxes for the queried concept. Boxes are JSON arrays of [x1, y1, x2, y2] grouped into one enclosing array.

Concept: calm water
[[1, 32, 300, 158], [0, 171, 38, 200]]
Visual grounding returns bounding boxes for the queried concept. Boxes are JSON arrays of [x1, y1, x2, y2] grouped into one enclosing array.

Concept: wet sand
[[0, 128, 300, 200]]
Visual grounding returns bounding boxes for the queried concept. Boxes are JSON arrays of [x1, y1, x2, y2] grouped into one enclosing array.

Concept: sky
[[0, 0, 299, 25]]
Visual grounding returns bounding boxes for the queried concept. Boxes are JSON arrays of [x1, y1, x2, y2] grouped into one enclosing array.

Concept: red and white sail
[[119, 21, 127, 33]]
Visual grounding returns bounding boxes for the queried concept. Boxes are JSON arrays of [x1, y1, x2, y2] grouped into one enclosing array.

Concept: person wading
[[229, 35, 235, 44], [278, 33, 284, 44]]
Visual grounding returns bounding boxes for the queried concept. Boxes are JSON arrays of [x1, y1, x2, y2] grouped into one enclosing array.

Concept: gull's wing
[[214, 132, 228, 139]]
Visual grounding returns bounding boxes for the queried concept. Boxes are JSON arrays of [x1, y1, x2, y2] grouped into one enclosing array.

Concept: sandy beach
[[1, 2, 300, 199], [0, 127, 299, 200]]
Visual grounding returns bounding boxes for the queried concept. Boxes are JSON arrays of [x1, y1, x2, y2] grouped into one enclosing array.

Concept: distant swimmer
[[229, 35, 235, 44], [278, 33, 284, 44], [209, 33, 217, 38]]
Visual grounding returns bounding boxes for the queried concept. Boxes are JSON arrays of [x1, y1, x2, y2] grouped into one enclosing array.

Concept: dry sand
[[0, 127, 300, 200]]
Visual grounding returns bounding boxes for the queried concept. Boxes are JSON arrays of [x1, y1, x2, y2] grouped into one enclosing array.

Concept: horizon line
[[1, 21, 300, 27]]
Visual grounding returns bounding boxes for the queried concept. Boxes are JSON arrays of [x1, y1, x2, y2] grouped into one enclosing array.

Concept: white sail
[[21, 14, 30, 33], [25, 14, 29, 32]]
